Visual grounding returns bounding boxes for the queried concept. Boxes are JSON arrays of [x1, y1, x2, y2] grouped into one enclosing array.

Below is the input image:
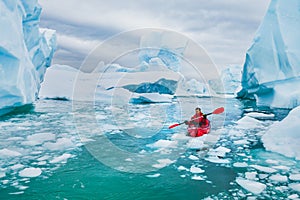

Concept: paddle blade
[[212, 107, 225, 114], [169, 123, 180, 129]]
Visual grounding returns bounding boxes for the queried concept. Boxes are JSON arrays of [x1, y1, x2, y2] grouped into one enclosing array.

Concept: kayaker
[[199, 114, 210, 128], [185, 107, 203, 126]]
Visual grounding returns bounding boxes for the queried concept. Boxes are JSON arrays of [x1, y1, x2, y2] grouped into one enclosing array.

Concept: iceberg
[[237, 0, 300, 108], [0, 0, 56, 115], [40, 64, 180, 103], [209, 66, 241, 95], [262, 105, 300, 160]]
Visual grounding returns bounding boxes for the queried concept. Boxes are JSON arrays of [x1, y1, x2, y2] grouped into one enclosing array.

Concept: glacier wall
[[0, 0, 56, 114], [237, 0, 300, 108]]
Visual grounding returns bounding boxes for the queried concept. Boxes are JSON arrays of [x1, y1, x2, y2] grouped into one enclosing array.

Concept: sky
[[39, 0, 271, 70]]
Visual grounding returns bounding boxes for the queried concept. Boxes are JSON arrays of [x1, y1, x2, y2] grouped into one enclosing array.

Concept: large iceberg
[[0, 0, 56, 114], [237, 0, 300, 108]]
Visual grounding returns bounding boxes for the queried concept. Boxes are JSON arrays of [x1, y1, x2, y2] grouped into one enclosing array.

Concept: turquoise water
[[0, 98, 299, 199]]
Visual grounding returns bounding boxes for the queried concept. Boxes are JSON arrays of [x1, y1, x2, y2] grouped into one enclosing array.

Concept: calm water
[[0, 97, 298, 199]]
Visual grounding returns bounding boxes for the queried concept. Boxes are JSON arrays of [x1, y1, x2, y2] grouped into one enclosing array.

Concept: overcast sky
[[39, 0, 271, 70]]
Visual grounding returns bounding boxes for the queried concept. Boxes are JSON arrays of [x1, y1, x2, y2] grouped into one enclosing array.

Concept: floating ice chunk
[[272, 165, 290, 171], [191, 175, 204, 181], [146, 173, 161, 178], [188, 155, 199, 161], [269, 174, 288, 182], [177, 166, 189, 171], [233, 162, 248, 168], [43, 138, 74, 151], [288, 194, 299, 199], [11, 164, 24, 170], [130, 93, 173, 104], [250, 165, 277, 173], [148, 140, 178, 149], [265, 159, 279, 164], [262, 106, 300, 160], [235, 116, 262, 129], [0, 172, 5, 178], [152, 159, 176, 168], [245, 172, 257, 180], [19, 167, 42, 178], [208, 146, 231, 158], [27, 133, 56, 144], [236, 178, 266, 195], [289, 183, 300, 193], [290, 174, 300, 181], [50, 153, 73, 164], [190, 166, 205, 174], [234, 139, 249, 145], [186, 138, 204, 149], [245, 112, 275, 119], [205, 156, 230, 164], [0, 148, 21, 157]]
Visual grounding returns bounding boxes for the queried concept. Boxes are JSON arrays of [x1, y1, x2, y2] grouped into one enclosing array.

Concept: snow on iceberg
[[0, 0, 56, 115], [237, 0, 300, 108], [262, 106, 300, 160]]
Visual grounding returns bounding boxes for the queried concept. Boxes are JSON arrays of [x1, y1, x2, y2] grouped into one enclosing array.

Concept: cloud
[[39, 0, 271, 69]]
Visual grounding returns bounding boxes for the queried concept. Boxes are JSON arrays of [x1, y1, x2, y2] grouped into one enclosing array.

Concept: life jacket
[[191, 113, 203, 124]]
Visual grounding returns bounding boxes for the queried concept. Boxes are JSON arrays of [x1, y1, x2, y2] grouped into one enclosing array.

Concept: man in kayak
[[185, 107, 210, 137], [185, 107, 203, 125]]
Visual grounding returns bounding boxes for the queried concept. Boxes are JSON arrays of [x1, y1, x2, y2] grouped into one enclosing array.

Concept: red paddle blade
[[212, 107, 224, 114], [169, 123, 180, 129]]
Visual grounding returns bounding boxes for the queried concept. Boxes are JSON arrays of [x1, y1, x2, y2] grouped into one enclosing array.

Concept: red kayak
[[187, 119, 210, 137]]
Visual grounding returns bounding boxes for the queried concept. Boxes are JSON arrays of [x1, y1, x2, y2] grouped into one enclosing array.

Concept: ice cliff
[[0, 0, 56, 114], [237, 0, 300, 108]]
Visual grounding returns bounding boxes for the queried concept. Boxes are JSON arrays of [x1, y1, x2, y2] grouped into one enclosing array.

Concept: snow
[[237, 0, 300, 109], [262, 106, 300, 160], [18, 167, 42, 178], [0, 0, 56, 114], [236, 178, 266, 195]]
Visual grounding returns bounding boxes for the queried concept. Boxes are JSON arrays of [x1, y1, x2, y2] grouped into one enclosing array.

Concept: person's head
[[195, 107, 201, 114]]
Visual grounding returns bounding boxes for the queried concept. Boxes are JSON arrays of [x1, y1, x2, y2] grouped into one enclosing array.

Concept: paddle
[[168, 107, 224, 129]]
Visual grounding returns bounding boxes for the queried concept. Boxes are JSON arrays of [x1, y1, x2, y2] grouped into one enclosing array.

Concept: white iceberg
[[237, 0, 300, 109], [0, 0, 56, 115]]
